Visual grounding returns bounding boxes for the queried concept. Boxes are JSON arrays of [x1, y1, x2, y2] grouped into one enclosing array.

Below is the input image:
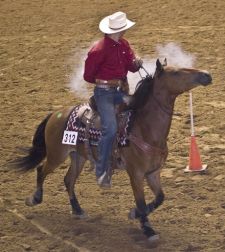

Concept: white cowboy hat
[[99, 11, 135, 34]]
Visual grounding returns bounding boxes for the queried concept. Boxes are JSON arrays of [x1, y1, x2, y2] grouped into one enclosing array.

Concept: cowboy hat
[[99, 11, 135, 34]]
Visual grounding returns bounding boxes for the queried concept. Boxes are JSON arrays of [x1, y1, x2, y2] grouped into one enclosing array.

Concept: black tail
[[10, 113, 52, 172]]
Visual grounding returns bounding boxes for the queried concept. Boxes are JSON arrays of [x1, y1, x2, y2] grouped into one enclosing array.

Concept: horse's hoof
[[147, 234, 160, 247], [71, 210, 89, 219], [25, 197, 36, 207], [128, 208, 136, 220]]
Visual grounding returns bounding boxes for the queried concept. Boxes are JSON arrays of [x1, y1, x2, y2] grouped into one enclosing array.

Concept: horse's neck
[[134, 95, 176, 148]]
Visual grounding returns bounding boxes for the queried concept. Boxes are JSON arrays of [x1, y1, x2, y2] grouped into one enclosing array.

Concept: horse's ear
[[155, 59, 164, 77], [162, 58, 167, 66]]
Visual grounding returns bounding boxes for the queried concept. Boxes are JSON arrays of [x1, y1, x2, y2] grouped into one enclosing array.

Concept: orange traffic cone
[[184, 135, 207, 172]]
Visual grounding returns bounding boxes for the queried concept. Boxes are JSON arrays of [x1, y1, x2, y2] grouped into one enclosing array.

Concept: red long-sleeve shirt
[[83, 36, 139, 83]]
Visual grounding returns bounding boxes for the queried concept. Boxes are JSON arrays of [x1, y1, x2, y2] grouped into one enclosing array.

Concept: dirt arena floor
[[0, 0, 225, 251]]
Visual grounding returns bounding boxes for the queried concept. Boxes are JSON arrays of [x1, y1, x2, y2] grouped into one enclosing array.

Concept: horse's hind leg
[[64, 151, 87, 218], [25, 160, 58, 206]]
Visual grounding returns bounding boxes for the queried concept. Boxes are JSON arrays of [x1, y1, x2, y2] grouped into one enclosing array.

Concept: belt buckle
[[98, 84, 110, 90], [118, 80, 122, 86]]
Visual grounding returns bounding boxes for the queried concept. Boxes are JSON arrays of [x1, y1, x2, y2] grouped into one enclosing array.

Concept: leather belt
[[95, 78, 124, 87], [96, 84, 117, 89]]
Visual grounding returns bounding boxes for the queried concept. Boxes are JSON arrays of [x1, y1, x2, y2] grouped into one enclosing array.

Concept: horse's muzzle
[[199, 71, 212, 86]]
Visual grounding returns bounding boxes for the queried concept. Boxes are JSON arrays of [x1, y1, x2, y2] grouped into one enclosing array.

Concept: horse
[[10, 59, 212, 243]]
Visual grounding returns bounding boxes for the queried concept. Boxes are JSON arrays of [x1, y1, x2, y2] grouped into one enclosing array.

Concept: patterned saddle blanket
[[65, 104, 134, 147]]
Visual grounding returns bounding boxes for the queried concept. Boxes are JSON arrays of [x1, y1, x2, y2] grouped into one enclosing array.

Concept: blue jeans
[[94, 86, 125, 177]]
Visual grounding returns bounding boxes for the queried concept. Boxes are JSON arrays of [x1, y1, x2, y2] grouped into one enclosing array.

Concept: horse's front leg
[[129, 169, 164, 217], [128, 171, 159, 242], [145, 169, 165, 214], [64, 151, 87, 219]]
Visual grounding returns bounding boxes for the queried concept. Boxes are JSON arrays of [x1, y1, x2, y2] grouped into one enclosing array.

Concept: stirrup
[[97, 171, 112, 189]]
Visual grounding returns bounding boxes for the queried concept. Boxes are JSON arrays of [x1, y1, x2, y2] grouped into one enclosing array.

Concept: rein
[[152, 95, 174, 116], [128, 134, 168, 157], [138, 65, 151, 80]]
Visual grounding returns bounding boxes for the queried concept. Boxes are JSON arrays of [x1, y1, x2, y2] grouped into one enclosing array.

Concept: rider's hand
[[133, 57, 143, 68]]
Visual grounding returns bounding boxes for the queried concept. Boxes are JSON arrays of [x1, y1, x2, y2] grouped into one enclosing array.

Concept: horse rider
[[83, 11, 143, 188]]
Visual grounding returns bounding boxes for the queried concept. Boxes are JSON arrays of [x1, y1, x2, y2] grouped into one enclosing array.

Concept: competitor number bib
[[62, 131, 78, 145]]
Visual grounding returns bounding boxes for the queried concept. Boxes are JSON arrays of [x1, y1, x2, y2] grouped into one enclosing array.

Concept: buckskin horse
[[10, 59, 212, 242]]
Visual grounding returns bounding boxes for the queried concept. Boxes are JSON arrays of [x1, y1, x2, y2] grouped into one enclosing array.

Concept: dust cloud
[[69, 42, 196, 97]]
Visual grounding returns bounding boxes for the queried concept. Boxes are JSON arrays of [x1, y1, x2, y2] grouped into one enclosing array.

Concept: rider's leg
[[94, 87, 118, 186]]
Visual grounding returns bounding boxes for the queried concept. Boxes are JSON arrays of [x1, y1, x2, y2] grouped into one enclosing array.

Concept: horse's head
[[153, 59, 212, 96]]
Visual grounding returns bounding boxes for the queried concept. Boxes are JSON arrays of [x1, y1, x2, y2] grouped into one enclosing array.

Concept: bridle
[[138, 66, 174, 117], [129, 64, 171, 158]]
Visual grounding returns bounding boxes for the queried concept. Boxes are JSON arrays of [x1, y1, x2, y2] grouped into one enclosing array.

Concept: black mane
[[128, 76, 154, 110]]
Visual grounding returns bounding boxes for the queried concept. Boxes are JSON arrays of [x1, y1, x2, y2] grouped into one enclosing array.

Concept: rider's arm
[[123, 39, 142, 73], [83, 49, 104, 84]]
